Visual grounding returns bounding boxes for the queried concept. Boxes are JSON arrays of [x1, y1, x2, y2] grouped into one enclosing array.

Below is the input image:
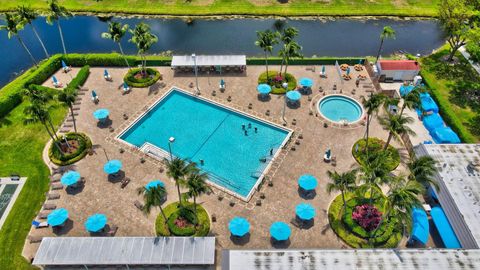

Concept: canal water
[[0, 16, 444, 88]]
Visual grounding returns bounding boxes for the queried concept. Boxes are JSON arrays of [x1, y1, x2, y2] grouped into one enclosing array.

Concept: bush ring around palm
[[124, 67, 162, 88], [155, 202, 210, 237], [48, 132, 92, 166], [327, 192, 402, 248], [351, 138, 400, 171], [258, 71, 297, 94]]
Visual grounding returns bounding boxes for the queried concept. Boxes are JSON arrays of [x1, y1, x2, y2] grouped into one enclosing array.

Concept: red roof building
[[377, 60, 420, 81], [378, 60, 420, 71]]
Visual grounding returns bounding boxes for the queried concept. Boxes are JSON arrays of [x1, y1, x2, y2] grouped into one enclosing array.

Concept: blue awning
[[420, 93, 439, 113], [431, 127, 461, 144], [411, 207, 429, 245], [430, 206, 461, 248], [423, 113, 444, 132]]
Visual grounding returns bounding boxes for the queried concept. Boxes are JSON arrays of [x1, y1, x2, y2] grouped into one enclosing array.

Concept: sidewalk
[[459, 46, 480, 76]]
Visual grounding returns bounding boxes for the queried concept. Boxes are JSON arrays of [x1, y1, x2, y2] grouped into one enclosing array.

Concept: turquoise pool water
[[318, 95, 363, 123], [120, 89, 290, 198]]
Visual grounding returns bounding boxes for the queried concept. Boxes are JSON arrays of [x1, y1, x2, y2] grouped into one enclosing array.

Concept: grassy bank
[[420, 49, 480, 143], [0, 0, 439, 17], [0, 100, 67, 269]]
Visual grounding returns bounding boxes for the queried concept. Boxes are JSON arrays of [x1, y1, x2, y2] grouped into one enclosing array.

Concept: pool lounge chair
[[32, 221, 49, 229], [50, 182, 63, 190], [37, 211, 50, 219], [28, 235, 43, 243], [107, 225, 118, 236], [43, 203, 56, 210], [134, 200, 144, 211], [46, 192, 60, 200]]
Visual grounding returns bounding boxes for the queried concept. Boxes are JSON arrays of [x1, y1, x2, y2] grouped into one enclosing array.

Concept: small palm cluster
[[352, 204, 382, 232], [255, 23, 303, 82]]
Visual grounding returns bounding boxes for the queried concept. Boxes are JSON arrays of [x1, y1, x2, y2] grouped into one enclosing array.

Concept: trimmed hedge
[[48, 132, 92, 166], [124, 67, 162, 88], [247, 57, 364, 65], [66, 65, 90, 92], [258, 71, 297, 94], [167, 210, 197, 236], [352, 138, 400, 171], [63, 53, 136, 67], [155, 202, 210, 237]]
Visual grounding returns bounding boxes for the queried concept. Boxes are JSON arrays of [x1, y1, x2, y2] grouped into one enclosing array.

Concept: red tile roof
[[379, 60, 420, 71]]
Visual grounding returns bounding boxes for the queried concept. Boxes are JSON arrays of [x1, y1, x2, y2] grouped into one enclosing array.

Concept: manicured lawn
[[420, 49, 480, 143], [0, 0, 439, 17], [0, 101, 67, 270]]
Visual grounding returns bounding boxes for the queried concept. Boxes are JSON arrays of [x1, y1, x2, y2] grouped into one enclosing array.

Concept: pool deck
[[24, 65, 434, 262]]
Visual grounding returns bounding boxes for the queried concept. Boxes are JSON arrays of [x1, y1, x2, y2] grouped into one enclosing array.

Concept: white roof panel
[[171, 55, 246, 67], [33, 237, 215, 266]]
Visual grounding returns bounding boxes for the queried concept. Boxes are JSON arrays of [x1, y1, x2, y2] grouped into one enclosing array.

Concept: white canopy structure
[[171, 55, 246, 67], [33, 237, 215, 267]]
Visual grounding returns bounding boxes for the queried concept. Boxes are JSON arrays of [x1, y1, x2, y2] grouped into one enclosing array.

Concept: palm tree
[[399, 88, 421, 116], [137, 186, 168, 222], [379, 113, 416, 150], [375, 26, 396, 63], [129, 22, 158, 75], [326, 169, 358, 210], [16, 5, 50, 58], [0, 13, 38, 66], [164, 157, 195, 206], [281, 40, 303, 77], [359, 151, 392, 203], [184, 170, 211, 223], [46, 0, 72, 55], [361, 93, 385, 152], [58, 89, 78, 133], [102, 22, 130, 68], [407, 156, 438, 189], [278, 26, 299, 74], [23, 87, 59, 140], [255, 30, 279, 81], [371, 176, 422, 239], [24, 101, 62, 153]]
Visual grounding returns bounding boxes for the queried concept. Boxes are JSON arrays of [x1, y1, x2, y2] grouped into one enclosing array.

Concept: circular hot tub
[[317, 95, 364, 124]]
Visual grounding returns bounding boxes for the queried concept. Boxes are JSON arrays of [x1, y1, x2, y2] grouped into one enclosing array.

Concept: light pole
[[168, 137, 175, 161], [192, 53, 199, 95], [282, 82, 288, 125]]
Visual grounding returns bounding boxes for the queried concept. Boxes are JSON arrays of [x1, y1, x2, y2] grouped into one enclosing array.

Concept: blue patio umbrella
[[296, 203, 315, 220], [146, 180, 165, 190], [52, 75, 59, 84], [104, 159, 122, 174], [60, 170, 81, 187], [358, 59, 363, 65], [270, 222, 291, 241], [61, 60, 68, 68], [47, 208, 69, 226], [286, 90, 301, 102], [298, 174, 318, 191], [229, 217, 250, 237], [93, 108, 110, 120], [299, 77, 313, 88], [85, 214, 107, 232], [257, 84, 272, 95]]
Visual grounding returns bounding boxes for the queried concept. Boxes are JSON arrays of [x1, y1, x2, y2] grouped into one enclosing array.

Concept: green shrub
[[258, 71, 297, 94], [66, 66, 90, 92], [28, 84, 57, 94], [124, 68, 162, 88], [247, 57, 364, 65], [48, 133, 92, 166], [167, 211, 197, 236], [328, 191, 402, 248], [352, 138, 400, 171], [466, 43, 480, 63], [155, 202, 210, 237]]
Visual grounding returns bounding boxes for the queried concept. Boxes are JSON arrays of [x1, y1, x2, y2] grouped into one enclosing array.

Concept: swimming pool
[[317, 95, 364, 124], [119, 88, 291, 199]]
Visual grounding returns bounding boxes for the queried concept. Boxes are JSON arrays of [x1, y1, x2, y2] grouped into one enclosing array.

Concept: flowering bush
[[352, 204, 382, 232]]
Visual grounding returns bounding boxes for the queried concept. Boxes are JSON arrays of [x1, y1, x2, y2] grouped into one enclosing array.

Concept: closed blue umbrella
[[85, 214, 107, 232], [123, 82, 129, 89], [146, 180, 165, 190], [286, 90, 301, 102], [61, 60, 68, 69], [322, 65, 326, 74], [60, 170, 80, 187], [346, 67, 351, 76], [296, 203, 315, 220], [270, 222, 291, 241], [47, 208, 69, 226], [229, 217, 250, 237], [298, 174, 317, 191], [104, 159, 122, 174], [104, 69, 109, 77], [93, 109, 110, 120], [257, 84, 272, 95], [299, 77, 313, 88], [52, 75, 59, 84]]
